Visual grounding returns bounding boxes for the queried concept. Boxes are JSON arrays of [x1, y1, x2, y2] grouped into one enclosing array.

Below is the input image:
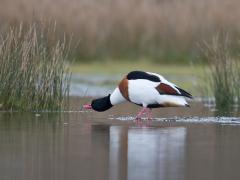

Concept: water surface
[[1, 107, 240, 180]]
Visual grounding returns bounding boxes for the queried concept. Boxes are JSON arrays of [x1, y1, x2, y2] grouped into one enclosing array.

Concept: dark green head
[[83, 94, 113, 112]]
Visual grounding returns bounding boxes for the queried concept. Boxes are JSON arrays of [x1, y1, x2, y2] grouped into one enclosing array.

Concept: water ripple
[[110, 116, 240, 125]]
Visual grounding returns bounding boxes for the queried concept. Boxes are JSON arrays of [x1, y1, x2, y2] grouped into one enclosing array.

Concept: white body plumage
[[110, 71, 190, 108]]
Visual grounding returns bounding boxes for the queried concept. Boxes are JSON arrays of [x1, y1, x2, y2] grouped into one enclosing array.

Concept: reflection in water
[[1, 113, 240, 180], [109, 126, 128, 180], [127, 128, 186, 180], [109, 126, 186, 180], [0, 113, 65, 180]]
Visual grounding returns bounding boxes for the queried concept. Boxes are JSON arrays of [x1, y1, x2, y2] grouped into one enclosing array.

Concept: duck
[[83, 71, 192, 119]]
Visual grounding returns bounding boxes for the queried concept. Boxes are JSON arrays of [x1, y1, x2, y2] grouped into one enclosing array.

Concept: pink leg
[[145, 108, 153, 127], [136, 107, 148, 119], [146, 108, 152, 120], [135, 107, 153, 127]]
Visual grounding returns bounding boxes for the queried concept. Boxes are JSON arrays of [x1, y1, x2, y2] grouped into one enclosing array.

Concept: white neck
[[110, 87, 126, 105]]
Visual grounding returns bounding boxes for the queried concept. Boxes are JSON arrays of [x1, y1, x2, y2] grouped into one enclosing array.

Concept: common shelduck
[[83, 71, 192, 119]]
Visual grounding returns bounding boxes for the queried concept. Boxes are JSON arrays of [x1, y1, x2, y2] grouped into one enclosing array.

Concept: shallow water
[[0, 105, 240, 180]]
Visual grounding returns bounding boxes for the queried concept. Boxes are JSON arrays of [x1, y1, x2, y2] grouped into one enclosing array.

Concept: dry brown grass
[[1, 0, 240, 61]]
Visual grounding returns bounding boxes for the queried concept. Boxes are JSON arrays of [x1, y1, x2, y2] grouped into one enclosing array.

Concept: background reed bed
[[1, 0, 240, 62], [0, 23, 71, 111]]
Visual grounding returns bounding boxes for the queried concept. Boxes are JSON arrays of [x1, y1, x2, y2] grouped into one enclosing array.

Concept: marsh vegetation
[[0, 23, 71, 111], [201, 34, 240, 114]]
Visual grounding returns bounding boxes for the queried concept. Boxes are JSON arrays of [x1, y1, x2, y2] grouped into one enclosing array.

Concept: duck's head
[[83, 94, 113, 112]]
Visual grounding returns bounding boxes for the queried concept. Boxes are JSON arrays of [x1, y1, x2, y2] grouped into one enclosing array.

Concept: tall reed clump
[[0, 23, 71, 111], [201, 34, 240, 114]]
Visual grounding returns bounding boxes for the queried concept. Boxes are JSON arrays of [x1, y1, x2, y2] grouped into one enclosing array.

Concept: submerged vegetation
[[0, 23, 71, 111], [202, 35, 240, 114]]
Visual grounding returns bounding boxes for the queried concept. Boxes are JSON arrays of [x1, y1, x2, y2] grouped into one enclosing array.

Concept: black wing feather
[[127, 71, 161, 82], [175, 87, 193, 99]]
